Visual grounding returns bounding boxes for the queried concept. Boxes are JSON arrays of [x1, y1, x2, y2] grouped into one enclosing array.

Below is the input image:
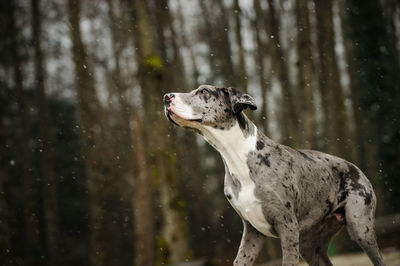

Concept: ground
[[260, 248, 400, 266]]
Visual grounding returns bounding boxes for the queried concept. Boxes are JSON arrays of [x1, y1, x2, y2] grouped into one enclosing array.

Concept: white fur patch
[[202, 122, 256, 184], [170, 94, 201, 120], [236, 183, 276, 237], [202, 123, 276, 237]]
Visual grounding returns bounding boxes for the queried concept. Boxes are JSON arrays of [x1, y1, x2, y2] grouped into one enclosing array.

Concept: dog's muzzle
[[163, 93, 179, 126]]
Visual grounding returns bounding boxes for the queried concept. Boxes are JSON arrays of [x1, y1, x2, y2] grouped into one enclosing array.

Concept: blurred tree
[[106, 1, 156, 265], [31, 0, 61, 263], [198, 0, 236, 83], [253, 0, 271, 135], [336, 0, 369, 172], [129, 0, 192, 263], [132, 113, 155, 266], [102, 1, 135, 265], [0, 2, 18, 265], [233, 0, 248, 92], [382, 0, 400, 66], [295, 0, 317, 149], [264, 0, 299, 146], [314, 0, 352, 159], [175, 0, 199, 85], [49, 99, 90, 266], [0, 85, 15, 266], [67, 0, 110, 265], [7, 1, 42, 265]]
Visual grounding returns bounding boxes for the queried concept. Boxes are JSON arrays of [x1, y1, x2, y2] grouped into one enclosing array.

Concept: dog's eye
[[200, 88, 208, 94]]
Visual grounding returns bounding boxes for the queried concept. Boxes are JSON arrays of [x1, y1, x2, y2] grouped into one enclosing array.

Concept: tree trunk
[[175, 0, 199, 85], [253, 0, 270, 135], [153, 0, 187, 90], [67, 1, 108, 265], [198, 0, 236, 83], [233, 0, 248, 91], [215, 0, 237, 84], [132, 113, 155, 266], [0, 90, 15, 266], [314, 0, 350, 158], [31, 0, 60, 263], [382, 0, 400, 66], [264, 0, 299, 146], [336, 0, 368, 172], [129, 0, 192, 263], [9, 1, 41, 264], [295, 0, 317, 149]]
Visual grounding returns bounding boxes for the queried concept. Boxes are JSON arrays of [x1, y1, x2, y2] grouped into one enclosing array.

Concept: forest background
[[0, 0, 399, 265]]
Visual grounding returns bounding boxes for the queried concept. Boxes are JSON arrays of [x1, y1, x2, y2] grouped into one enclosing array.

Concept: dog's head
[[163, 85, 257, 131]]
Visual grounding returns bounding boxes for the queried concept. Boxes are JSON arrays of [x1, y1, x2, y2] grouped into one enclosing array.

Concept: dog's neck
[[199, 114, 257, 185]]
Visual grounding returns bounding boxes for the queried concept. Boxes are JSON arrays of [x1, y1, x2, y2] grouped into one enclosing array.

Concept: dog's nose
[[164, 93, 175, 106]]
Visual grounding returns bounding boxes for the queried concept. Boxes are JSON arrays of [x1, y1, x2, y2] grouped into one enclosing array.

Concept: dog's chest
[[204, 124, 276, 237], [225, 181, 277, 238]]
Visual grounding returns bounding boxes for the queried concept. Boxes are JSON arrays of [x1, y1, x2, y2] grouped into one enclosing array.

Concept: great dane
[[163, 85, 385, 266]]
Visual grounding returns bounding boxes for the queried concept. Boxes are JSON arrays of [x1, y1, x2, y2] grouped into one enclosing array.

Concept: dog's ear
[[223, 87, 257, 114]]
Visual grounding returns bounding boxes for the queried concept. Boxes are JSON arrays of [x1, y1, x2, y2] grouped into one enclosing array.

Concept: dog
[[163, 85, 385, 266]]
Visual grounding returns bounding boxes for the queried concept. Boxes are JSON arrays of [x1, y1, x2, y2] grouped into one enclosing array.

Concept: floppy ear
[[225, 87, 257, 114]]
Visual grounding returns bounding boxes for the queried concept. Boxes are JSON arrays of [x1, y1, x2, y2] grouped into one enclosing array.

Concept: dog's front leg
[[233, 220, 264, 266], [275, 220, 300, 266]]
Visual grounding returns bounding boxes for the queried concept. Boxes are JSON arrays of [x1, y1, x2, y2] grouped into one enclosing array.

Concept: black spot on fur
[[210, 90, 219, 99], [275, 145, 282, 155], [359, 190, 372, 205], [337, 164, 372, 205], [257, 153, 271, 167], [298, 150, 316, 162], [346, 164, 363, 191], [256, 141, 265, 150], [237, 112, 247, 130], [364, 191, 372, 205], [338, 190, 348, 204], [336, 165, 361, 204], [285, 202, 291, 209]]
